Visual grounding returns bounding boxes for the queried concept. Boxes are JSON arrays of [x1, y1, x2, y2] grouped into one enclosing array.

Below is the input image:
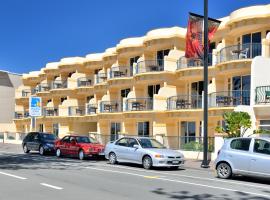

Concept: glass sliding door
[[111, 122, 121, 141], [242, 32, 261, 58], [232, 75, 250, 105], [157, 49, 170, 68], [137, 122, 150, 137], [181, 121, 196, 144]]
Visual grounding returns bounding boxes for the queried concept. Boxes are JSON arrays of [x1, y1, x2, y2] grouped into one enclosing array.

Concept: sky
[[0, 0, 270, 74]]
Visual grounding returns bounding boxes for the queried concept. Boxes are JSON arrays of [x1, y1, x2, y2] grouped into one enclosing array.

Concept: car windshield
[[40, 134, 56, 141], [76, 136, 98, 144], [138, 138, 165, 149]]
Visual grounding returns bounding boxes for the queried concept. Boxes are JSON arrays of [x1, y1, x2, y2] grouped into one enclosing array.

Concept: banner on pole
[[185, 13, 220, 59], [29, 97, 42, 117]]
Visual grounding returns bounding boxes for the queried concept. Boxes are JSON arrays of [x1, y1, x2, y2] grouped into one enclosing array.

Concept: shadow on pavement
[[116, 162, 185, 171], [151, 188, 270, 200]]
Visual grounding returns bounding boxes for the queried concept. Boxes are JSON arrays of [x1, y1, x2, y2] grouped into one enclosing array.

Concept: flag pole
[[201, 0, 209, 168]]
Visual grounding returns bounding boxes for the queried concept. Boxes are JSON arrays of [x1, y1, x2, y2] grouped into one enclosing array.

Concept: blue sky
[[0, 0, 269, 74]]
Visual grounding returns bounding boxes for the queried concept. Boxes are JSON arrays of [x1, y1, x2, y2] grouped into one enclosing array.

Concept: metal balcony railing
[[135, 60, 166, 74], [68, 106, 86, 116], [109, 66, 130, 79], [218, 43, 261, 63], [100, 101, 122, 113], [255, 86, 270, 104], [126, 98, 153, 111], [96, 73, 107, 84], [43, 107, 58, 116], [77, 77, 92, 87], [14, 111, 29, 119], [177, 54, 212, 70], [37, 83, 51, 92], [21, 89, 31, 97], [167, 95, 202, 110], [208, 90, 250, 107], [86, 104, 98, 115], [52, 80, 68, 89]]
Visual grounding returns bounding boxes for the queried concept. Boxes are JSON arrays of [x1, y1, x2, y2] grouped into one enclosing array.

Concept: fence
[[255, 85, 270, 104], [177, 54, 212, 70], [77, 77, 92, 87], [100, 101, 122, 113], [126, 98, 153, 111], [68, 106, 86, 116], [167, 95, 202, 110]]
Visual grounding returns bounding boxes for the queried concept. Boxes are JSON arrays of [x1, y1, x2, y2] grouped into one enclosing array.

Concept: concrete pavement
[[0, 143, 270, 200]]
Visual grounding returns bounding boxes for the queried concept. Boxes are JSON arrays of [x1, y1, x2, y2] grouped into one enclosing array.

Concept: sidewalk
[[183, 159, 215, 171]]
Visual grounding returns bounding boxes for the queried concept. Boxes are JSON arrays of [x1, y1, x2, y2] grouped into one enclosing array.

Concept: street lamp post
[[201, 0, 209, 168]]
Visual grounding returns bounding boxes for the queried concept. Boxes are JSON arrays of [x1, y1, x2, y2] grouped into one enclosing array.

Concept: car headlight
[[155, 154, 165, 158]]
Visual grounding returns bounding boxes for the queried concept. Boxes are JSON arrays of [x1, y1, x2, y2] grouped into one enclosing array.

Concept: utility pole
[[201, 0, 209, 168]]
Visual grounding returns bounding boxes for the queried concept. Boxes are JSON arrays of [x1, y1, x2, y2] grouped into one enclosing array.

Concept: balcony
[[14, 111, 29, 119], [208, 90, 250, 107], [218, 43, 261, 64], [43, 107, 58, 116], [96, 73, 107, 84], [77, 77, 92, 87], [177, 54, 212, 70], [51, 80, 67, 89], [167, 95, 202, 110], [37, 83, 51, 92], [109, 66, 130, 79], [255, 86, 270, 104], [126, 98, 153, 111], [100, 101, 122, 113], [135, 60, 165, 74], [19, 89, 31, 97], [68, 106, 86, 116], [86, 104, 98, 115]]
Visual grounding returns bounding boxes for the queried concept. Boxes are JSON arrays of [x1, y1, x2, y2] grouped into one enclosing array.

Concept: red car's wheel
[[78, 150, 85, 160], [56, 148, 61, 158]]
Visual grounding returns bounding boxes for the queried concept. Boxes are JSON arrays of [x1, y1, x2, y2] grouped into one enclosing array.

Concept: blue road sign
[[29, 97, 42, 117]]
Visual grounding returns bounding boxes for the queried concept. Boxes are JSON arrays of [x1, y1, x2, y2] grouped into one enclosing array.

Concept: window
[[254, 139, 270, 155], [53, 123, 59, 137], [138, 122, 150, 137], [181, 121, 196, 143], [127, 138, 139, 148], [242, 32, 261, 58], [116, 138, 128, 147], [111, 122, 121, 141], [62, 136, 70, 143], [230, 138, 251, 151], [61, 97, 67, 103], [148, 84, 160, 98], [209, 42, 216, 53], [121, 88, 130, 98], [259, 120, 270, 131], [130, 56, 140, 76], [157, 49, 170, 66], [191, 81, 203, 95], [39, 124, 44, 132]]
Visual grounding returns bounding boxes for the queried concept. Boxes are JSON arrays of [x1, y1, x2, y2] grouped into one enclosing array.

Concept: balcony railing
[[52, 80, 67, 89], [77, 77, 92, 87], [37, 83, 51, 92], [135, 60, 165, 74], [255, 86, 270, 104], [96, 73, 107, 84], [21, 89, 31, 97], [218, 43, 261, 63], [208, 90, 250, 107], [109, 66, 130, 79], [100, 101, 122, 113], [86, 104, 98, 115], [68, 106, 86, 116], [43, 107, 58, 116], [14, 111, 29, 119], [126, 98, 153, 111], [167, 95, 202, 110], [177, 54, 212, 70]]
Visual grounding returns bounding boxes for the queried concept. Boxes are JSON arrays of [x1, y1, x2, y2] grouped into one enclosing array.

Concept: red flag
[[185, 13, 220, 59]]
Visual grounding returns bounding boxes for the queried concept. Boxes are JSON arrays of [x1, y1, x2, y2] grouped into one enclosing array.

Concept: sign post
[[29, 97, 42, 132]]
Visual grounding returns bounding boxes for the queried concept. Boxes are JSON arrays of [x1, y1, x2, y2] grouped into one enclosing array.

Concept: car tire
[[23, 144, 30, 153], [78, 150, 85, 160], [39, 146, 45, 156], [216, 162, 232, 179], [56, 148, 61, 158], [142, 156, 153, 170], [109, 152, 117, 165]]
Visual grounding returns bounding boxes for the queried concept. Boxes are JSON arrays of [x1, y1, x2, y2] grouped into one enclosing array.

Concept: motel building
[[13, 4, 270, 158]]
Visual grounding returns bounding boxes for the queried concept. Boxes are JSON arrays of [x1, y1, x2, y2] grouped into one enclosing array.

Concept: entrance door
[[111, 122, 121, 141], [137, 122, 150, 137], [180, 121, 196, 145]]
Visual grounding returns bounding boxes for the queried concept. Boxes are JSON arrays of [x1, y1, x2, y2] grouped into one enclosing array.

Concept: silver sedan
[[105, 137, 184, 169]]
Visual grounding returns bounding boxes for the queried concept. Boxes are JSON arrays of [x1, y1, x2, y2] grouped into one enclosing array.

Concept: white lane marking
[[86, 167, 270, 198], [40, 183, 63, 190], [94, 163, 270, 190], [0, 171, 27, 180]]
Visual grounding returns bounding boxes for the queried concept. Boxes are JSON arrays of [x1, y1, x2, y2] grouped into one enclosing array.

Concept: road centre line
[[93, 163, 270, 190], [0, 171, 27, 180], [40, 183, 63, 190], [86, 167, 270, 198]]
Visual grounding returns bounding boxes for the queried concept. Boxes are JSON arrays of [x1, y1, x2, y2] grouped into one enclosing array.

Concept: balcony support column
[[262, 38, 270, 58]]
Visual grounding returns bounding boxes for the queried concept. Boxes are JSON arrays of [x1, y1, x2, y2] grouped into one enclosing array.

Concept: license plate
[[172, 160, 179, 164]]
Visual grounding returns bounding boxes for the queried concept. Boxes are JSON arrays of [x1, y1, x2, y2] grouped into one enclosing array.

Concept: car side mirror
[[133, 144, 140, 149]]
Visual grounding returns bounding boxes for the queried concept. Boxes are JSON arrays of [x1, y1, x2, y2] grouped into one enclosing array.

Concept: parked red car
[[54, 135, 105, 160]]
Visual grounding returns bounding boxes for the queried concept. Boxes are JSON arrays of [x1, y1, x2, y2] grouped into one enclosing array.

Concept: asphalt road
[[0, 144, 270, 200]]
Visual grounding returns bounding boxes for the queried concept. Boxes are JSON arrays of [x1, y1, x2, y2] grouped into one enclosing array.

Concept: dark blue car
[[22, 132, 57, 155]]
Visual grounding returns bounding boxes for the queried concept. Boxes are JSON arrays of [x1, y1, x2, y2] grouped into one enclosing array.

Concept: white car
[[105, 137, 184, 169], [215, 137, 270, 179]]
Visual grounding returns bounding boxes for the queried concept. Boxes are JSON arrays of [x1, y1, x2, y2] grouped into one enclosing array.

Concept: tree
[[215, 111, 252, 138]]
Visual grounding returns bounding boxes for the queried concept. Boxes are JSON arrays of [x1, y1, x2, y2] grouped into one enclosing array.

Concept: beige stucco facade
[[14, 4, 270, 147]]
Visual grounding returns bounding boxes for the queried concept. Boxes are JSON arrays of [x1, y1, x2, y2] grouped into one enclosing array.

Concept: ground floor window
[[137, 122, 149, 137], [39, 124, 44, 132], [180, 121, 196, 143], [259, 120, 270, 131], [111, 122, 121, 141], [53, 123, 59, 137]]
